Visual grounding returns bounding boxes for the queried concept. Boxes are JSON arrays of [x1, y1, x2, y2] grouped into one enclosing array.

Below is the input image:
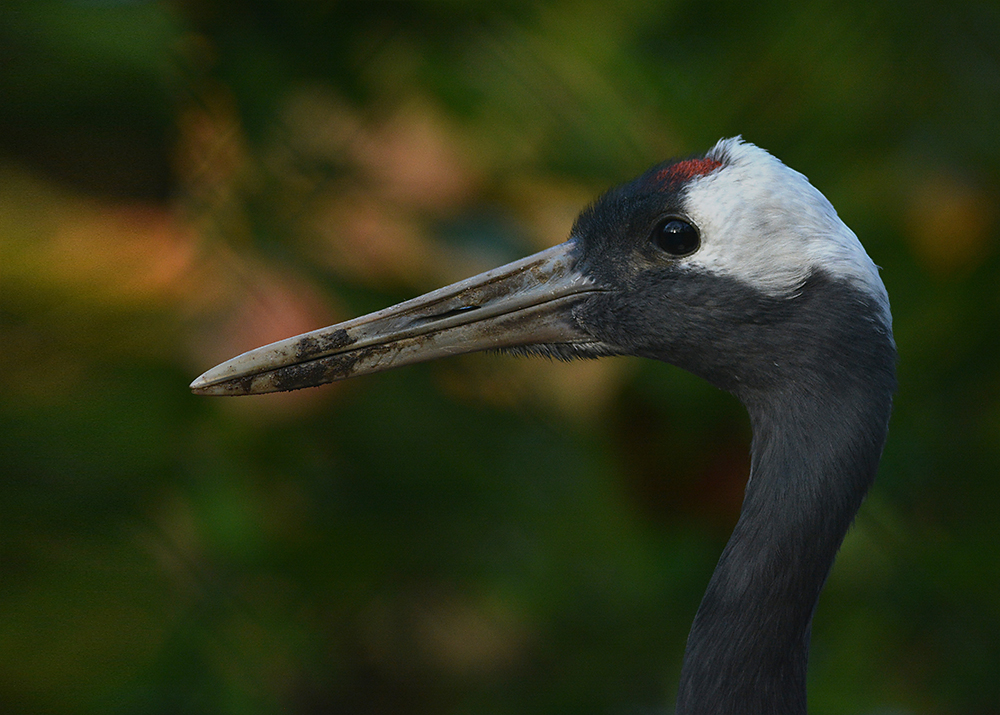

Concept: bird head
[[191, 138, 892, 399]]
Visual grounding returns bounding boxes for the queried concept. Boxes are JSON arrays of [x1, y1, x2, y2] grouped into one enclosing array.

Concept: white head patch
[[680, 138, 890, 324]]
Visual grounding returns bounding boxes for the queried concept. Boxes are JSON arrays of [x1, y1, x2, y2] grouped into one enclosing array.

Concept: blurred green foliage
[[1, 1, 998, 714]]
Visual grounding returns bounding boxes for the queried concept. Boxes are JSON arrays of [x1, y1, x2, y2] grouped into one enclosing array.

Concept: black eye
[[651, 218, 699, 256]]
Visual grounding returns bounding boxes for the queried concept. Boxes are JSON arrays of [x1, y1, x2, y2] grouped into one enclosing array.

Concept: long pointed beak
[[190, 241, 604, 396]]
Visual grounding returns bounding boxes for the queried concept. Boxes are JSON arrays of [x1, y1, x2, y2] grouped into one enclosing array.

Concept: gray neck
[[675, 378, 893, 715]]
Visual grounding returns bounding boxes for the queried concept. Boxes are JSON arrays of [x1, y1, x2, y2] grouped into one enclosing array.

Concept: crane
[[191, 138, 897, 714]]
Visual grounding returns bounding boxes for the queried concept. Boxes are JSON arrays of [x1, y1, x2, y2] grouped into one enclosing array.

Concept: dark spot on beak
[[295, 329, 356, 362], [271, 355, 355, 392]]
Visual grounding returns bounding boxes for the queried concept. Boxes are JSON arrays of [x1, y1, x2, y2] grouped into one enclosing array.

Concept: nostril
[[410, 304, 480, 327], [435, 305, 480, 319]]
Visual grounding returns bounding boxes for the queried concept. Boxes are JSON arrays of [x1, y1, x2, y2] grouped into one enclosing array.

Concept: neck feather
[[676, 348, 895, 715]]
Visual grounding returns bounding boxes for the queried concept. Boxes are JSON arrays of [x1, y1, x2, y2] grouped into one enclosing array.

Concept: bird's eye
[[651, 218, 699, 257]]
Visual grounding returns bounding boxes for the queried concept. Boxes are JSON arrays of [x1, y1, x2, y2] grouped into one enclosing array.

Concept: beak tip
[[190, 363, 283, 396], [189, 373, 218, 395], [189, 366, 243, 396]]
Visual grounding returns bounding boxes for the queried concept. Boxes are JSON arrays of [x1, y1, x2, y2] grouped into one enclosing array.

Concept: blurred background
[[1, 1, 998, 713]]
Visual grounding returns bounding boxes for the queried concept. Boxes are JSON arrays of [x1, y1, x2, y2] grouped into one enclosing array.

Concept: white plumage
[[685, 138, 891, 325]]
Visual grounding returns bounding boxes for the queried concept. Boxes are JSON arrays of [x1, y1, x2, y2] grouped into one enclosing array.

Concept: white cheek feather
[[682, 138, 891, 325]]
